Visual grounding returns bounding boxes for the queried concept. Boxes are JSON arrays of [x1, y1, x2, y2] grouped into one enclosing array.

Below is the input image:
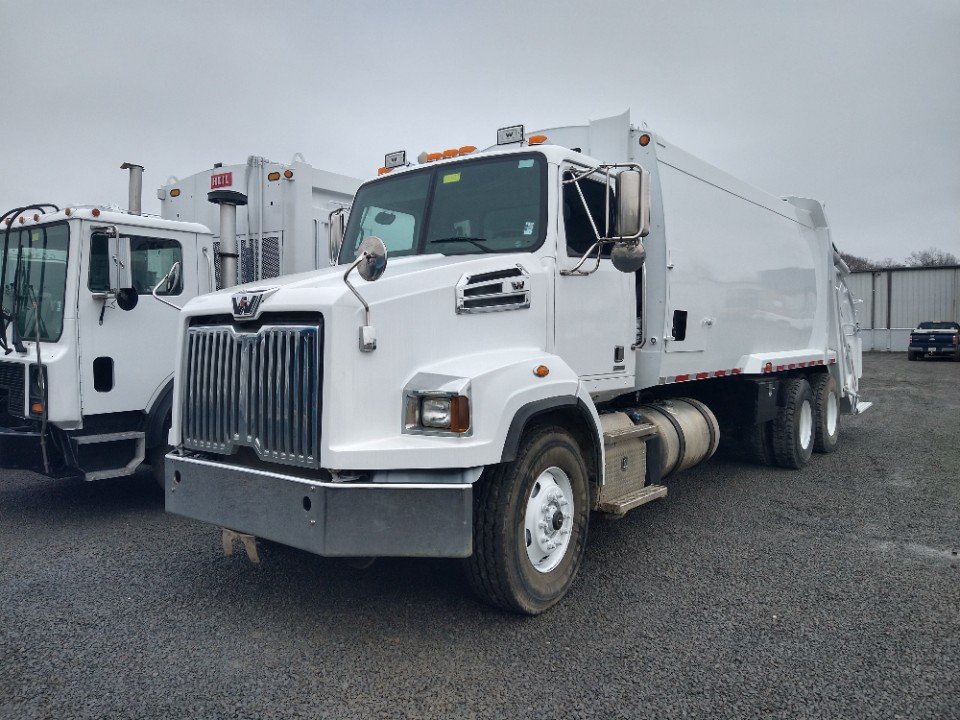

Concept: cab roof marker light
[[458, 145, 477, 156], [442, 148, 458, 159], [497, 125, 524, 145], [384, 150, 406, 169], [377, 167, 392, 176], [527, 134, 548, 146]]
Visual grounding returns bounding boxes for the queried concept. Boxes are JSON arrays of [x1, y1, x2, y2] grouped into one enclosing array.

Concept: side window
[[562, 173, 615, 257], [131, 237, 182, 295]]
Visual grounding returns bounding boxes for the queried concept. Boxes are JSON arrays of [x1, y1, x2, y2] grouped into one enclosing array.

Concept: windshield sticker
[[518, 159, 534, 169], [443, 172, 461, 184], [523, 221, 535, 236]]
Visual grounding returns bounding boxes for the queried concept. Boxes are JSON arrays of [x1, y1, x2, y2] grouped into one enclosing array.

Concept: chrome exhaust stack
[[120, 162, 144, 216]]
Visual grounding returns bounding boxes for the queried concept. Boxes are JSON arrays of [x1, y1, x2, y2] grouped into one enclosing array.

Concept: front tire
[[464, 426, 590, 615], [771, 378, 815, 469], [811, 373, 841, 454]]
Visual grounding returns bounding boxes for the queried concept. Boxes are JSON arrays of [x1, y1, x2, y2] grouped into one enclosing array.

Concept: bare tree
[[839, 251, 878, 271], [903, 247, 959, 267]]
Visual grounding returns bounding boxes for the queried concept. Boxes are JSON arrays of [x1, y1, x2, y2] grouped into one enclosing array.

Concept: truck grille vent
[[181, 321, 322, 468], [456, 265, 531, 314], [0, 361, 25, 418]]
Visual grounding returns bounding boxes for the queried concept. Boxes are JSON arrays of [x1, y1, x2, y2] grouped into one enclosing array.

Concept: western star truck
[[0, 157, 358, 484], [165, 112, 869, 614]]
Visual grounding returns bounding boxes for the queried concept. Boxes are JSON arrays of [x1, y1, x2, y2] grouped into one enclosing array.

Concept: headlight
[[404, 393, 471, 434]]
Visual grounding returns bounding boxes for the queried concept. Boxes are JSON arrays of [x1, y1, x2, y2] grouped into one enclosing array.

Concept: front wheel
[[464, 426, 590, 615]]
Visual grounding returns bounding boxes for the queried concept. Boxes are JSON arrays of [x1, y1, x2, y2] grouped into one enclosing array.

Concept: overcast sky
[[2, 0, 957, 260]]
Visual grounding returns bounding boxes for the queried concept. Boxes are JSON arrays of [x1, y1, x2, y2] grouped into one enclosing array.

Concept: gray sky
[[2, 0, 958, 261]]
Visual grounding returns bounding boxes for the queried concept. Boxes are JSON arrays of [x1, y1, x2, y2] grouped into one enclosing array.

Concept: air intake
[[455, 265, 531, 314]]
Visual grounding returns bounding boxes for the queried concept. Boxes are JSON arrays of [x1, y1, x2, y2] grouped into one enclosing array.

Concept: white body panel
[[168, 115, 863, 478]]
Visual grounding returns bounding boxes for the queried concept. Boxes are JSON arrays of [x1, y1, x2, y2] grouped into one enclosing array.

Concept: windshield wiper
[[429, 236, 495, 253]]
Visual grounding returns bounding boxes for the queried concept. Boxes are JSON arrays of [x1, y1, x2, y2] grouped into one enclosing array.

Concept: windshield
[[339, 153, 546, 263], [1, 223, 70, 342]]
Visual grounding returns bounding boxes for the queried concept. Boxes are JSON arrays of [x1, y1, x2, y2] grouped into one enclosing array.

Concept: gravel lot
[[1, 353, 958, 719]]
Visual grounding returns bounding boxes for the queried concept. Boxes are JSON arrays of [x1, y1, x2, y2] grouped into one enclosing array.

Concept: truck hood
[[181, 252, 541, 318]]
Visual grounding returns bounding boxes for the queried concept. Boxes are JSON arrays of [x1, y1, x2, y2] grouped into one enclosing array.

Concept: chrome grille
[[182, 322, 321, 468]]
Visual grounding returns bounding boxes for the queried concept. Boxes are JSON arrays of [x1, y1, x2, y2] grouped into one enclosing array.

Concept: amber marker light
[[33, 214, 40, 221], [639, 134, 651, 147], [267, 171, 281, 181], [448, 396, 471, 434], [534, 365, 550, 377], [283, 169, 294, 179], [458, 145, 477, 155], [91, 208, 101, 217], [64, 208, 72, 216], [527, 134, 548, 145], [377, 167, 392, 176], [31, 402, 44, 415], [169, 188, 181, 197]]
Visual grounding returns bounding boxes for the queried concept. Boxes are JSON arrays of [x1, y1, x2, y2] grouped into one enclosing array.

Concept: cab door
[[552, 167, 636, 388], [78, 225, 199, 417]]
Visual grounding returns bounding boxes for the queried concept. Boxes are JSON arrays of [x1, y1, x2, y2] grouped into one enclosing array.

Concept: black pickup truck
[[908, 321, 960, 360]]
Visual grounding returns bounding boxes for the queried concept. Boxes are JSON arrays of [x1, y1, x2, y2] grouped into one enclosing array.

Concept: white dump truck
[[165, 112, 868, 614], [0, 158, 358, 483]]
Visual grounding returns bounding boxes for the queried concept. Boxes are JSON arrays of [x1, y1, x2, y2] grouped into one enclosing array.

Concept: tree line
[[839, 247, 959, 272]]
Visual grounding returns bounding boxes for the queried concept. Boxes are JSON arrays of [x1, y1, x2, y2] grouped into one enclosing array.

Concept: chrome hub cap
[[524, 466, 574, 573], [799, 400, 813, 450], [826, 391, 839, 436]]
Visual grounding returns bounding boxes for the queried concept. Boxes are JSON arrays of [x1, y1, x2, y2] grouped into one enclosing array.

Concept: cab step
[[598, 484, 667, 516]]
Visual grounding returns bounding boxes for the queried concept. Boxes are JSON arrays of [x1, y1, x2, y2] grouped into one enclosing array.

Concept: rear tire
[[907, 351, 918, 361], [811, 373, 841, 454], [743, 421, 776, 466], [771, 378, 815, 469], [464, 426, 589, 615]]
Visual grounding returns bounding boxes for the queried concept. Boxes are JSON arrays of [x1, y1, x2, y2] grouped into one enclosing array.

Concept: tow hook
[[221, 528, 260, 564]]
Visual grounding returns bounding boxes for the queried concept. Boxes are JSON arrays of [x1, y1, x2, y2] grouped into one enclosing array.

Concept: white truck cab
[[0, 159, 359, 483], [165, 113, 868, 614]]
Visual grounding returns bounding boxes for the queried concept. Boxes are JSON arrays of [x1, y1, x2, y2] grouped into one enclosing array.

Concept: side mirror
[[615, 169, 651, 239], [328, 208, 346, 266], [113, 236, 134, 293]]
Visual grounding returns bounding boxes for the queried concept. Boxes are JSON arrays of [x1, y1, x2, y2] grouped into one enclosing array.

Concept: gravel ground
[[1, 353, 958, 719]]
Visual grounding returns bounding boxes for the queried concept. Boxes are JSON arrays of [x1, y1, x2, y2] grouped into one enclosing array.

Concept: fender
[[500, 386, 605, 487], [144, 379, 174, 448]]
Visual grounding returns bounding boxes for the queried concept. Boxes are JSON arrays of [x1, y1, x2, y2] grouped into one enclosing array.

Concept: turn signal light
[[267, 171, 281, 182], [31, 401, 44, 415]]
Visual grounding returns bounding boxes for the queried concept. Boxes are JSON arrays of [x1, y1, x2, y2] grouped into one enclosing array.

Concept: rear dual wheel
[[811, 373, 841, 454], [771, 378, 815, 469], [464, 426, 590, 615]]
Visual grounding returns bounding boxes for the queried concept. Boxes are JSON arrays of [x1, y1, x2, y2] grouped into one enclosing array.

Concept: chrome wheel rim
[[524, 466, 574, 573], [826, 391, 839, 436], [799, 400, 813, 450]]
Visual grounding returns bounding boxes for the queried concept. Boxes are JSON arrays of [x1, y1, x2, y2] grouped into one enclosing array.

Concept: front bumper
[[165, 453, 478, 558]]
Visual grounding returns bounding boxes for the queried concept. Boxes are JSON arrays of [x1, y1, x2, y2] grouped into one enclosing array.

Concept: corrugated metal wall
[[847, 266, 960, 351]]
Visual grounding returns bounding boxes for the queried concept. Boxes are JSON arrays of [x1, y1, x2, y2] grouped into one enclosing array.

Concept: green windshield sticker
[[518, 159, 534, 168], [443, 172, 461, 184]]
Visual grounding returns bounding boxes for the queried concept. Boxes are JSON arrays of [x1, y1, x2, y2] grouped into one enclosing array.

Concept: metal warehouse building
[[846, 266, 960, 351]]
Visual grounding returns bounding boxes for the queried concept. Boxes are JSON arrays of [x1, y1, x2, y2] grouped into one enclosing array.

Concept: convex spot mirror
[[357, 236, 388, 281], [611, 241, 646, 273], [615, 169, 651, 241]]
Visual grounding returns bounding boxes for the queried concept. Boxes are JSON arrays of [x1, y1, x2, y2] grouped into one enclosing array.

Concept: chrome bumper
[[165, 453, 477, 558]]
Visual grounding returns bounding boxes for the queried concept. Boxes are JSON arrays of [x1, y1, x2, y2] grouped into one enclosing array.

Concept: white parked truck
[[0, 158, 358, 483], [164, 112, 869, 614]]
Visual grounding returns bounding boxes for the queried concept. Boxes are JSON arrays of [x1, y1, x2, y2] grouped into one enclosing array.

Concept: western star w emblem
[[231, 287, 277, 320]]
